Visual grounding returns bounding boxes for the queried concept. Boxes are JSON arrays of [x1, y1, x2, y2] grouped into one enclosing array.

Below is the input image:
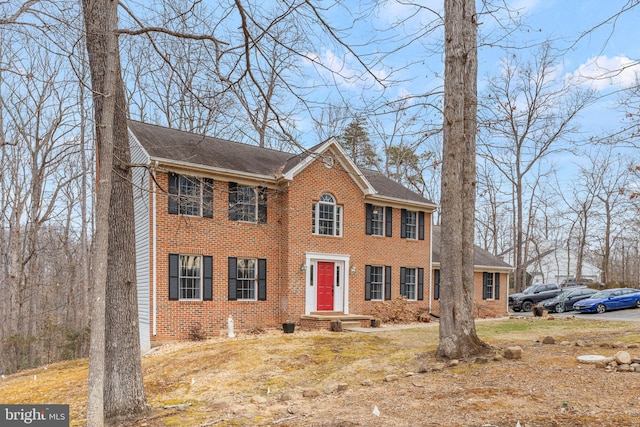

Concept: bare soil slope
[[2, 317, 640, 426]]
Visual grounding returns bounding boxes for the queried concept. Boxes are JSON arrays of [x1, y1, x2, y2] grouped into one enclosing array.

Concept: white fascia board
[[366, 195, 438, 212], [151, 157, 280, 187], [431, 262, 513, 273]]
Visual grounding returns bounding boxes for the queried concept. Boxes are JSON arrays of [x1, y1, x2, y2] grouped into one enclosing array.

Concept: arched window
[[312, 194, 343, 236]]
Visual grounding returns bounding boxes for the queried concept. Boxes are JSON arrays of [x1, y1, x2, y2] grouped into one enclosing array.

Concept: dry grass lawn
[[2, 317, 640, 426]]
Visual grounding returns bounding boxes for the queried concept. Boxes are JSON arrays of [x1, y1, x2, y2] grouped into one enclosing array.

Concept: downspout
[[152, 160, 158, 336], [428, 218, 433, 314]]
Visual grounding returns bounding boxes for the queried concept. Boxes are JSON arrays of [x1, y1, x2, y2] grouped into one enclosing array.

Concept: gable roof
[[129, 120, 437, 209], [128, 120, 295, 178], [431, 226, 512, 271]]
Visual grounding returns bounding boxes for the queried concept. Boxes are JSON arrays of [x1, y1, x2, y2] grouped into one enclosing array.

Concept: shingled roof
[[129, 120, 436, 207], [431, 226, 512, 270], [129, 120, 299, 177]]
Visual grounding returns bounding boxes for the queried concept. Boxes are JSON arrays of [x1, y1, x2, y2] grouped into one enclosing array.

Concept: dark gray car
[[540, 287, 596, 313]]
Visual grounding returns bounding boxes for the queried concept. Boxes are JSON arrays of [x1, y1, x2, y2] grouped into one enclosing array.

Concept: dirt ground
[[3, 316, 640, 426], [132, 317, 640, 427]]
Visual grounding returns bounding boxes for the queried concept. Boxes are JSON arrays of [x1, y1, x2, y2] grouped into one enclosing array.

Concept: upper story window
[[401, 209, 425, 240], [404, 211, 417, 239], [228, 182, 267, 223], [312, 194, 342, 236], [366, 204, 392, 237], [168, 173, 213, 218]]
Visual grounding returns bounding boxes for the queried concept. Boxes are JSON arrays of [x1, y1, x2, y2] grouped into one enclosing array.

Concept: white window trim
[[371, 205, 384, 237], [370, 265, 384, 301], [179, 254, 202, 301], [404, 210, 418, 240], [178, 175, 204, 217], [236, 257, 258, 301], [313, 194, 343, 237], [404, 267, 417, 301], [234, 185, 259, 223]]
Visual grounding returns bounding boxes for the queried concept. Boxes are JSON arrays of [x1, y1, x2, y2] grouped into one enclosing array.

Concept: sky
[[297, 0, 639, 141]]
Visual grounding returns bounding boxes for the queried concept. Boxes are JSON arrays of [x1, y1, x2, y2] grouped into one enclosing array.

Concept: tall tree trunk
[[83, 0, 116, 423], [437, 0, 487, 359], [82, 0, 148, 423], [103, 71, 148, 420]]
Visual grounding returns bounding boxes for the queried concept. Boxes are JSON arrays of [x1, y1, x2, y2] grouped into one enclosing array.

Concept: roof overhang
[[365, 194, 438, 212]]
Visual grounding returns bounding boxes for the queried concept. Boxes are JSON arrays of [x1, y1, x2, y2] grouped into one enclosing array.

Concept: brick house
[[128, 121, 512, 352], [430, 226, 511, 318]]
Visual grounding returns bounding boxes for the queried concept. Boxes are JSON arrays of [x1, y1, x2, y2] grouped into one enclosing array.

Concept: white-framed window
[[482, 272, 501, 300], [371, 205, 384, 236], [404, 211, 417, 239], [178, 176, 200, 216], [402, 267, 417, 300], [179, 255, 202, 300], [237, 258, 257, 300], [168, 173, 214, 218], [228, 182, 267, 223], [312, 194, 343, 236], [370, 266, 384, 300]]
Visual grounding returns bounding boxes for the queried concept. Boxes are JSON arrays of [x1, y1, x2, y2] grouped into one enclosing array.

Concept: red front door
[[317, 262, 334, 310]]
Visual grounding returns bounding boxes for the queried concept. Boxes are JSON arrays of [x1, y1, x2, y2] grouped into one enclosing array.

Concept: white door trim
[[304, 252, 351, 315]]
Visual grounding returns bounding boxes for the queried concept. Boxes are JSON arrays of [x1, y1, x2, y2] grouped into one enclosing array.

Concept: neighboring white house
[[526, 245, 602, 285]]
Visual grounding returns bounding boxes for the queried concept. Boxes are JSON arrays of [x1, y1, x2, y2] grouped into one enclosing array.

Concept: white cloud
[[565, 55, 640, 91], [302, 49, 388, 90]]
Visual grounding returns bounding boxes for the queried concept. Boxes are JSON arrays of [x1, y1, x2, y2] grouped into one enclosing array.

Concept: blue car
[[573, 288, 640, 314]]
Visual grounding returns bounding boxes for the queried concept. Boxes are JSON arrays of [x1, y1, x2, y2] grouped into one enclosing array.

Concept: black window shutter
[[385, 207, 393, 237], [385, 266, 392, 300], [203, 178, 214, 218], [169, 253, 179, 300], [365, 265, 372, 300], [228, 257, 238, 300], [365, 204, 373, 235], [400, 267, 407, 297], [203, 255, 213, 300], [482, 272, 490, 300], [258, 258, 267, 300], [418, 211, 425, 240], [258, 187, 268, 223], [417, 268, 424, 300], [168, 173, 179, 214], [495, 273, 500, 300], [228, 182, 238, 220], [401, 209, 407, 238], [434, 269, 440, 300]]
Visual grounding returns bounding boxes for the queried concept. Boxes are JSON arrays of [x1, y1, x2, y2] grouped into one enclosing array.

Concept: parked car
[[539, 287, 596, 313], [573, 288, 640, 314], [509, 283, 562, 312]]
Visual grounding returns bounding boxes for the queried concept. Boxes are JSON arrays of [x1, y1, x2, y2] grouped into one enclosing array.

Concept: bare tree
[[82, 0, 148, 423], [437, 0, 487, 359], [478, 43, 594, 291]]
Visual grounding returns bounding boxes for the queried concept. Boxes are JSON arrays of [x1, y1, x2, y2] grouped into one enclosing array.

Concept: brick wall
[[429, 271, 509, 318], [148, 153, 434, 342]]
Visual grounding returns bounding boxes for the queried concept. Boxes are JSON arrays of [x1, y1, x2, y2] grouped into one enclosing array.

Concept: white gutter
[[152, 161, 158, 336], [428, 223, 433, 313]]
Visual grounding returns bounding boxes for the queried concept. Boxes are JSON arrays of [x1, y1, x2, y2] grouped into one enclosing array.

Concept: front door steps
[[300, 312, 375, 330]]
